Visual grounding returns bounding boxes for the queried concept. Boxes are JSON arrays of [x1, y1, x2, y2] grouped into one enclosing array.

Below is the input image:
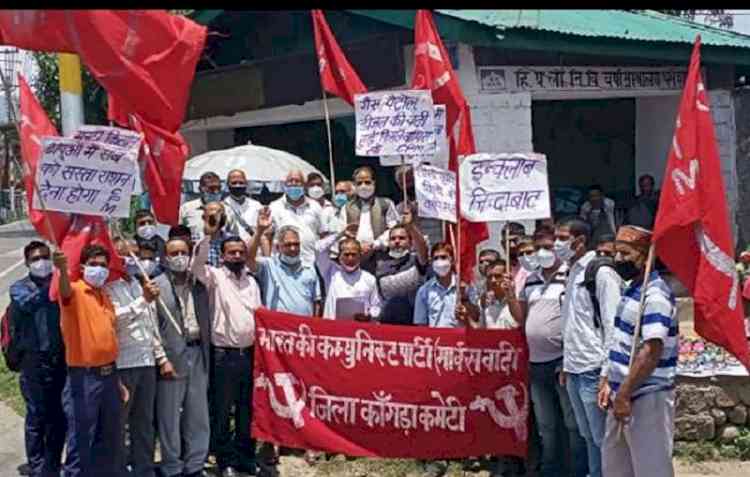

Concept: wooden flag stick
[[616, 242, 656, 440], [505, 226, 511, 271], [320, 87, 336, 191]]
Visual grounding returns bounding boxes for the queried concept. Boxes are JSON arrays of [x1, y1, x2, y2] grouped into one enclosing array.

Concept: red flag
[[653, 36, 750, 370], [311, 10, 367, 106], [17, 74, 72, 244], [0, 10, 206, 225], [411, 10, 488, 282], [49, 215, 125, 302]]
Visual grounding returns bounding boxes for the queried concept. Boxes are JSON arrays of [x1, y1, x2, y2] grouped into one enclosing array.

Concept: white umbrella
[[182, 143, 328, 194]]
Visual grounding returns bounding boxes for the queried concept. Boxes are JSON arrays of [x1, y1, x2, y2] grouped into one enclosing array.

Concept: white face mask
[[137, 224, 157, 241], [432, 259, 452, 277], [83, 265, 109, 288], [140, 259, 157, 276], [389, 248, 409, 259], [553, 239, 575, 262], [536, 248, 557, 269], [167, 255, 190, 273], [29, 259, 53, 278], [518, 254, 539, 273], [307, 185, 325, 200], [279, 253, 301, 266], [356, 184, 375, 200]]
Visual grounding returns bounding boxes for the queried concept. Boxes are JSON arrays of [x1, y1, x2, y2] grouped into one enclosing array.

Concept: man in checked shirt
[[106, 238, 176, 477]]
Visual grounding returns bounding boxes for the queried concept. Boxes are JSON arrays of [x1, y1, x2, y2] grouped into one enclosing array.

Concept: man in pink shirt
[[192, 209, 262, 477]]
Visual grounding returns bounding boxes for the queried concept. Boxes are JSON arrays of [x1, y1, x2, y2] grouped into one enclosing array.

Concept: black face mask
[[224, 261, 245, 274], [614, 260, 641, 281], [229, 185, 247, 198]]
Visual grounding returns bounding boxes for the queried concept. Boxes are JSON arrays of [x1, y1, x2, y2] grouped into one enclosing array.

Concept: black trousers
[[213, 347, 255, 471]]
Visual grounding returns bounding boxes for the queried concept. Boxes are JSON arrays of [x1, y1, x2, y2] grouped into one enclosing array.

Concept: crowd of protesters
[[8, 165, 676, 477]]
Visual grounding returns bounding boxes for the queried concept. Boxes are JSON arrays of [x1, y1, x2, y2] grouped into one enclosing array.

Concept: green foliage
[[674, 429, 750, 462], [32, 52, 109, 132]]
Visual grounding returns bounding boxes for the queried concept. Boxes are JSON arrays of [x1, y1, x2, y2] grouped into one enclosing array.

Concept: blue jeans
[[530, 358, 588, 477], [566, 369, 606, 477], [20, 352, 67, 477], [63, 366, 122, 477]]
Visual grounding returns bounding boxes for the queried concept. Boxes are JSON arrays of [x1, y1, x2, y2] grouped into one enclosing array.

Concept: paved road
[[0, 220, 38, 476]]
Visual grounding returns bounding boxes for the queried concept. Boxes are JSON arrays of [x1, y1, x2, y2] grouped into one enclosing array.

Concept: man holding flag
[[597, 35, 750, 477]]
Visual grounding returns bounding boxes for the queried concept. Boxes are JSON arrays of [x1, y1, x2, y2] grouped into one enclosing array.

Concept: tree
[[652, 10, 734, 29], [33, 52, 109, 131]]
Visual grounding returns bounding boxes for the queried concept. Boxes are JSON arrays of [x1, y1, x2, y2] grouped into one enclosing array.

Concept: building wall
[[734, 89, 750, 250]]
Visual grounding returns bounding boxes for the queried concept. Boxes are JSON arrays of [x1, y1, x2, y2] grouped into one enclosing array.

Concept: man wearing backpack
[[556, 219, 622, 477], [9, 241, 67, 477]]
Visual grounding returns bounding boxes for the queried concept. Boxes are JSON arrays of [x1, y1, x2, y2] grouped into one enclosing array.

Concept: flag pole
[[0, 70, 60, 248], [320, 87, 336, 191], [616, 242, 656, 439]]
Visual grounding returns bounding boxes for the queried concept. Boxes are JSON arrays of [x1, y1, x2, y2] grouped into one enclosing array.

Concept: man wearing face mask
[[316, 224, 382, 321], [269, 169, 324, 267], [340, 166, 399, 272], [414, 242, 479, 329], [180, 171, 223, 243], [106, 238, 172, 477], [203, 201, 230, 268], [373, 210, 429, 326], [193, 216, 262, 477], [394, 164, 444, 247], [134, 209, 167, 262], [248, 208, 323, 317], [153, 237, 212, 477], [223, 169, 262, 243], [321, 180, 354, 237], [599, 226, 677, 477], [10, 241, 67, 477], [54, 244, 122, 476], [507, 227, 588, 477], [556, 218, 622, 477]]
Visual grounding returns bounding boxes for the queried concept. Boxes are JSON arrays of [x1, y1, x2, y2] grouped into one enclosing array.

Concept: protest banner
[[34, 137, 139, 218], [380, 104, 449, 169], [252, 308, 529, 459], [355, 90, 436, 157], [460, 152, 551, 222], [74, 124, 145, 193], [414, 164, 457, 223], [73, 125, 143, 153]]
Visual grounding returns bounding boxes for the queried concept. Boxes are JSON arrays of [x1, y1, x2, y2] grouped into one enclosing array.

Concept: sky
[[729, 10, 750, 35]]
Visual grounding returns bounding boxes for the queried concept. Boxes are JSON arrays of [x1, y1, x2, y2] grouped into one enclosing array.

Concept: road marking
[[0, 258, 25, 281], [0, 247, 25, 258]]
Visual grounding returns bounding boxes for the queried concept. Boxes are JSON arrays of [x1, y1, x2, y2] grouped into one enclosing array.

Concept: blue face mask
[[202, 191, 222, 204], [334, 193, 349, 208], [285, 185, 305, 202]]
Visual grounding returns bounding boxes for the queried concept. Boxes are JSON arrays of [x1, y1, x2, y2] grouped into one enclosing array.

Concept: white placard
[[380, 104, 449, 169], [74, 125, 144, 194], [34, 137, 139, 218], [460, 153, 550, 222], [355, 90, 436, 157], [415, 164, 456, 223]]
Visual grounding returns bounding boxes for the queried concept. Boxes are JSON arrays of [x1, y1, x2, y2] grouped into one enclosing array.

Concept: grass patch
[[674, 429, 750, 463], [0, 358, 25, 416]]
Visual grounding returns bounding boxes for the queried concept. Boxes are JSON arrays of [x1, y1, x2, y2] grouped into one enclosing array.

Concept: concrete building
[[182, 10, 750, 249]]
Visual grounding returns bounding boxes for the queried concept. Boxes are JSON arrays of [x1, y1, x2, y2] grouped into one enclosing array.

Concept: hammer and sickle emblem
[[256, 372, 307, 429], [470, 383, 529, 441]]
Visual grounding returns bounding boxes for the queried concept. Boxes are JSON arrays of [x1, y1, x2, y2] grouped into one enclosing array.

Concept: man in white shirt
[[316, 225, 381, 321], [339, 166, 399, 272], [223, 169, 263, 243], [179, 171, 222, 243], [107, 238, 174, 477], [321, 180, 354, 237], [269, 170, 324, 267], [579, 185, 617, 246], [556, 218, 622, 477]]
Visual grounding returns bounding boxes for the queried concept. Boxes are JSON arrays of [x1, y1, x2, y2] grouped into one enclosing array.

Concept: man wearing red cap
[[598, 225, 678, 477]]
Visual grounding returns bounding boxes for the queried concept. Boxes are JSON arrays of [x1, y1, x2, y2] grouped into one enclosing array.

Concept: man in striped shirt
[[599, 226, 677, 477]]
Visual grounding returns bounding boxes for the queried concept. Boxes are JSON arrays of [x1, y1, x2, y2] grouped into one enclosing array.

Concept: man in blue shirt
[[414, 242, 479, 329], [10, 240, 67, 477], [599, 226, 677, 477], [247, 207, 323, 317]]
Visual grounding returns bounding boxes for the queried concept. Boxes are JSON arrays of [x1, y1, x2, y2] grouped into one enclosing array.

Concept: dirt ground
[[269, 455, 750, 477]]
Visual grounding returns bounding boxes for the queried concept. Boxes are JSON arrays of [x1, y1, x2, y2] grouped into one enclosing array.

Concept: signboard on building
[[478, 66, 691, 95]]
